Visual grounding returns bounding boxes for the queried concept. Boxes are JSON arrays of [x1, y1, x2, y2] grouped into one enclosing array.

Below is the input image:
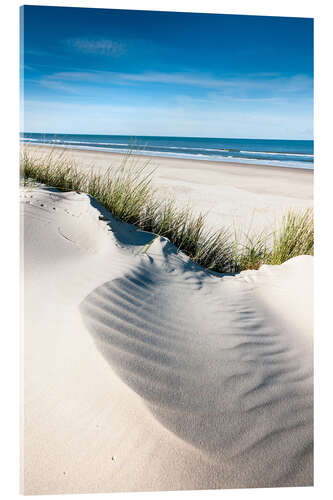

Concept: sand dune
[[22, 187, 313, 494]]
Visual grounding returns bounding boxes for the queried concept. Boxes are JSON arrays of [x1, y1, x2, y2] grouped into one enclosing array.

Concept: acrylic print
[[21, 5, 313, 495]]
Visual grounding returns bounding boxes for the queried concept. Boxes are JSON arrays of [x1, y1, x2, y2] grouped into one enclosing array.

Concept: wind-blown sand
[[22, 182, 313, 494]]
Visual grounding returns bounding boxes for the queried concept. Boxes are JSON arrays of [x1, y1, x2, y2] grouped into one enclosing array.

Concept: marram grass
[[21, 148, 313, 273]]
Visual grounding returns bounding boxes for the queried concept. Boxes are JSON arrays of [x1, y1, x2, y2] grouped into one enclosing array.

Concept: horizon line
[[21, 131, 314, 142]]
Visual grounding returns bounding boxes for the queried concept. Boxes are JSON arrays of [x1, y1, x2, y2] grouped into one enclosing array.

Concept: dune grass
[[21, 147, 313, 273]]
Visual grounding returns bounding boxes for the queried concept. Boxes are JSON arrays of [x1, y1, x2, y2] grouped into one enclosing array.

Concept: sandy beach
[[24, 145, 313, 234], [21, 147, 313, 494]]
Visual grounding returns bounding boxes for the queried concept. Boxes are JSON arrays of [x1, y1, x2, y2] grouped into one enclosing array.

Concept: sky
[[21, 6, 313, 139]]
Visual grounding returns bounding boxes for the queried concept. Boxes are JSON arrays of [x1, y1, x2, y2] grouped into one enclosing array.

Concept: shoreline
[[22, 143, 313, 174]]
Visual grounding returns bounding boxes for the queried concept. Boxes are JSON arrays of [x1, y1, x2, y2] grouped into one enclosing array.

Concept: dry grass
[[21, 148, 313, 273]]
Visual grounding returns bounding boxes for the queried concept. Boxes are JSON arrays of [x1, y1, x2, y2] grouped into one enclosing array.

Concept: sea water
[[21, 133, 314, 170]]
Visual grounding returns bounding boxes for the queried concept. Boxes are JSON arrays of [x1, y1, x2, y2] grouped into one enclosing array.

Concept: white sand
[[22, 183, 313, 494]]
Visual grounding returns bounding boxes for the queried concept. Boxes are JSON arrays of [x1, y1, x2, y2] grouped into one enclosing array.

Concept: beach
[[24, 144, 313, 234], [22, 145, 313, 494]]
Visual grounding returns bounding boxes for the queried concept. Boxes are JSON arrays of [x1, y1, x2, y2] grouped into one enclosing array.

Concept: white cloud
[[41, 69, 313, 97], [65, 38, 126, 57], [39, 78, 83, 94]]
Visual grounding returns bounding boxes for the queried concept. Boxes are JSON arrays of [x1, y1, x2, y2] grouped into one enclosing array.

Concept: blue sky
[[21, 6, 313, 139]]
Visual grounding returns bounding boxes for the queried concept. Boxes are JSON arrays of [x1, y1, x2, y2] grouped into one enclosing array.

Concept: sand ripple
[[80, 255, 313, 487]]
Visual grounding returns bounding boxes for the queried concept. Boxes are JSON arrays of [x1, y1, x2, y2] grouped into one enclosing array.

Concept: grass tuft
[[21, 147, 313, 273], [269, 209, 314, 265]]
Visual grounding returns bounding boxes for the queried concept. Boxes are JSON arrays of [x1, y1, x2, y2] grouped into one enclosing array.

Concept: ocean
[[21, 133, 314, 170]]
